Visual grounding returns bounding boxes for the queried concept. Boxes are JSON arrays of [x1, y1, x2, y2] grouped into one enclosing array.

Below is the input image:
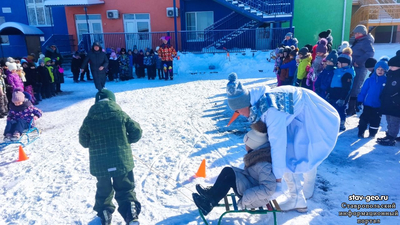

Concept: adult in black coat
[[45, 45, 63, 67], [81, 42, 109, 91]]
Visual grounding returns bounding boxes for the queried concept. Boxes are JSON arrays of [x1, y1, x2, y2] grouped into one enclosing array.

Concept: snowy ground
[[0, 44, 399, 225]]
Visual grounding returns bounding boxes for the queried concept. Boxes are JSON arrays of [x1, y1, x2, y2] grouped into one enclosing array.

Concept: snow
[[0, 44, 399, 225]]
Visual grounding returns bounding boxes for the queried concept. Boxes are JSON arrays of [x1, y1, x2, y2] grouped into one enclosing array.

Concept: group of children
[[0, 56, 45, 141], [72, 46, 171, 83], [273, 31, 399, 146]]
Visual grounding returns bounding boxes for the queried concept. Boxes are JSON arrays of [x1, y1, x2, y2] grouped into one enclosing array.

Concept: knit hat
[[278, 47, 284, 54], [326, 50, 338, 65], [38, 59, 45, 65], [110, 52, 117, 59], [226, 73, 250, 111], [375, 57, 389, 71], [365, 57, 377, 68], [160, 36, 171, 41], [243, 130, 268, 150], [285, 32, 293, 38], [6, 62, 17, 71], [337, 41, 350, 53], [289, 49, 298, 57], [12, 91, 25, 103], [299, 47, 309, 56], [44, 57, 52, 64], [283, 46, 291, 54], [318, 29, 332, 39], [21, 59, 28, 65], [95, 89, 116, 103], [337, 47, 353, 65], [7, 57, 15, 63], [353, 25, 367, 35], [388, 50, 400, 67], [316, 38, 328, 54]]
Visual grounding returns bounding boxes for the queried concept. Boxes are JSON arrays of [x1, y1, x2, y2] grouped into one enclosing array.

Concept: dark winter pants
[[386, 115, 400, 138], [34, 83, 42, 101], [157, 69, 164, 79], [328, 99, 347, 123], [41, 84, 51, 99], [94, 171, 141, 222], [358, 106, 382, 137], [50, 83, 56, 96], [93, 72, 107, 91], [162, 61, 173, 80], [73, 71, 80, 82], [4, 119, 29, 135], [80, 67, 91, 80], [208, 167, 238, 204]]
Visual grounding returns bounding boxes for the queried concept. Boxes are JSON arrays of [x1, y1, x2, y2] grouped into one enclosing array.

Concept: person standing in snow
[[348, 25, 375, 116], [81, 42, 109, 91], [193, 129, 276, 215], [79, 89, 142, 225], [357, 58, 388, 138], [225, 73, 340, 212], [157, 36, 177, 80], [377, 51, 400, 146]]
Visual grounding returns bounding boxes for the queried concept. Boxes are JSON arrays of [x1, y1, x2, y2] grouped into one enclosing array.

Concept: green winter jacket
[[297, 54, 312, 80], [79, 100, 142, 177]]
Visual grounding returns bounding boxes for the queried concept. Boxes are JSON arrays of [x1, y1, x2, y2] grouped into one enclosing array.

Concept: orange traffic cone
[[195, 159, 206, 178], [18, 145, 29, 161], [227, 111, 240, 127]]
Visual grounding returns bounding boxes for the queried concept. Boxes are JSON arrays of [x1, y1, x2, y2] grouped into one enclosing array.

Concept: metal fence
[[42, 34, 75, 54], [80, 27, 293, 53]]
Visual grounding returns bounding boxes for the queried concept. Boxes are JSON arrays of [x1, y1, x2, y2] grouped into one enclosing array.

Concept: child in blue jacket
[[357, 58, 389, 138], [326, 47, 355, 131], [279, 49, 298, 86], [315, 50, 338, 99]]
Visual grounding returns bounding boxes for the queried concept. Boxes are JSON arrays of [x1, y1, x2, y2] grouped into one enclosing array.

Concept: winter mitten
[[336, 99, 345, 107], [168, 66, 172, 73], [163, 64, 167, 73]]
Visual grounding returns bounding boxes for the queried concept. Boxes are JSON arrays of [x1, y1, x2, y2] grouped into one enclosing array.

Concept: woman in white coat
[[226, 73, 340, 212], [192, 129, 276, 216]]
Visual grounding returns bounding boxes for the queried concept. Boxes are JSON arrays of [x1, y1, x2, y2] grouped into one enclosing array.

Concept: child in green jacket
[[79, 89, 142, 225], [295, 47, 312, 88]]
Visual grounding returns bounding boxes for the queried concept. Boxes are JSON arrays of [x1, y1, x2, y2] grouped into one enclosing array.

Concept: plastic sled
[[198, 193, 281, 225], [0, 119, 40, 149]]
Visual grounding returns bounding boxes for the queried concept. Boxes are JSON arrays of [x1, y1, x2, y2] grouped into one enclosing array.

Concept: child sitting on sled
[[192, 129, 276, 216], [3, 90, 42, 141]]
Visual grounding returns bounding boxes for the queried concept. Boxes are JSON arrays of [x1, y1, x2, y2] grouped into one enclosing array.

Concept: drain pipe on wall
[[342, 0, 347, 43]]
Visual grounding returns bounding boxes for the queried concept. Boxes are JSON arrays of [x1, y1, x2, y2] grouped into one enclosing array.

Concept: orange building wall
[[65, 0, 181, 48]]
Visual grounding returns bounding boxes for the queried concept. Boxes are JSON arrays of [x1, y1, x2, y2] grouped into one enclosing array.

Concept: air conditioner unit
[[107, 10, 119, 19], [166, 7, 179, 18]]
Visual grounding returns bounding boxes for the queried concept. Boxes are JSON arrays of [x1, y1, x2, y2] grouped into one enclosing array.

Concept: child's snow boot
[[11, 132, 20, 141], [196, 184, 213, 199], [125, 201, 141, 225], [100, 209, 112, 225], [377, 135, 396, 146], [192, 193, 214, 216], [340, 121, 346, 131]]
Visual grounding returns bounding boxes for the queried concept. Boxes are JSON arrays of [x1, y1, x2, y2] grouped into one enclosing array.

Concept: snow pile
[[0, 44, 399, 225]]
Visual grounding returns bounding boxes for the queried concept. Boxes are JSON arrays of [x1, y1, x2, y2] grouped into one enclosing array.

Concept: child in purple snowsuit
[[3, 90, 42, 141]]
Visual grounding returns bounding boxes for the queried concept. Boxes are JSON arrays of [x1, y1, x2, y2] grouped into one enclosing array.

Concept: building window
[[0, 17, 9, 45], [186, 11, 213, 41], [25, 0, 53, 26]]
